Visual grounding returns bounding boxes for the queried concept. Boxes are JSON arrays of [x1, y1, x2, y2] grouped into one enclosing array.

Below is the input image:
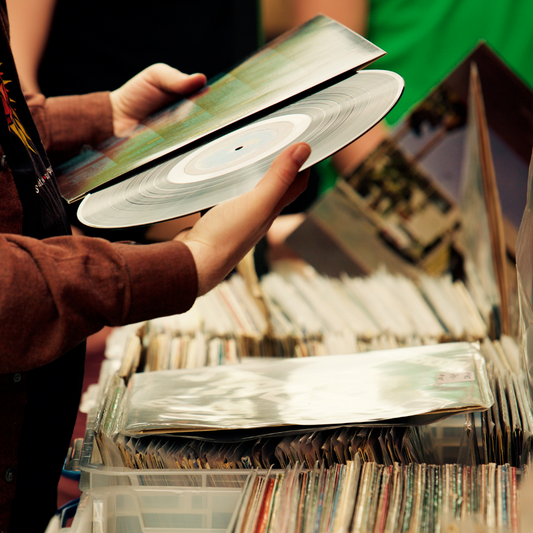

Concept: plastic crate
[[69, 484, 244, 533], [73, 419, 252, 492], [72, 406, 479, 491]]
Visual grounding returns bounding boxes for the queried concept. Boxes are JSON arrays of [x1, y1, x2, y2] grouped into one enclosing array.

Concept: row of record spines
[[139, 325, 342, 371], [138, 269, 490, 368], [141, 331, 329, 372], [231, 461, 524, 533], [108, 424, 434, 472], [102, 401, 532, 474], [478, 368, 533, 468]]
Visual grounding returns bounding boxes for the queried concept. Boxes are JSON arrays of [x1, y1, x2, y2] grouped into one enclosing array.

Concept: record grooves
[[78, 70, 404, 229]]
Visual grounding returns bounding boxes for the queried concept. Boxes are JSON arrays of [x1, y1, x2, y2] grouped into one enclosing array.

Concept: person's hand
[[110, 63, 206, 136], [176, 143, 311, 296]]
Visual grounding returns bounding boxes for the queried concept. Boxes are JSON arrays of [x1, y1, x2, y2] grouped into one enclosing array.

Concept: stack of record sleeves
[[110, 266, 489, 373], [110, 425, 435, 471], [81, 260, 533, 533], [228, 459, 524, 533], [93, 342, 494, 469]]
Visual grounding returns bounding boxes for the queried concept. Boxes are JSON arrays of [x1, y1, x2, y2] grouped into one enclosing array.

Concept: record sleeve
[[57, 15, 385, 203], [122, 342, 493, 436]]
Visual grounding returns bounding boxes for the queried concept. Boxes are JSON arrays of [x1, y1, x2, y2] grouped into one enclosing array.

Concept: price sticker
[[436, 372, 475, 384]]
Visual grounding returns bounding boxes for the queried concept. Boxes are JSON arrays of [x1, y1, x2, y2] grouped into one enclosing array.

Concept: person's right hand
[[176, 143, 311, 296]]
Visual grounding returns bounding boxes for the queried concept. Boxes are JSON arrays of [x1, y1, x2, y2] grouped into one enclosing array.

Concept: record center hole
[[235, 146, 244, 151]]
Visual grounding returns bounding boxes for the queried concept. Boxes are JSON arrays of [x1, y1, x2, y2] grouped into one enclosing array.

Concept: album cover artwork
[[54, 15, 404, 228]]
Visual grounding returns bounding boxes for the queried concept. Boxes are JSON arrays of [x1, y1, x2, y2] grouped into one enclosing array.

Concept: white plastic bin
[[69, 485, 243, 533]]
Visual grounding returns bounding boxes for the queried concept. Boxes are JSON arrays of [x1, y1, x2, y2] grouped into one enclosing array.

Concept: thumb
[[253, 142, 312, 216]]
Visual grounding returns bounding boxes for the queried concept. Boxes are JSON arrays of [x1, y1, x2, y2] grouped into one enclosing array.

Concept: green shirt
[[367, 0, 533, 125]]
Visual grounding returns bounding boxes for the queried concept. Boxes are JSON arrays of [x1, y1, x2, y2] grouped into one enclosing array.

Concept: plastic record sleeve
[[77, 69, 404, 229]]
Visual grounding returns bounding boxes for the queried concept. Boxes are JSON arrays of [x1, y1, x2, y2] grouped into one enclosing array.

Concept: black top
[[0, 24, 69, 237], [38, 0, 262, 95], [0, 8, 84, 531]]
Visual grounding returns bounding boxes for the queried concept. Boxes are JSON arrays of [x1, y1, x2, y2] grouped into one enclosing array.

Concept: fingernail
[[291, 144, 311, 167]]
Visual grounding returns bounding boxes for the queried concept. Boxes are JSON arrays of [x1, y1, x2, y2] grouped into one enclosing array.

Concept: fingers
[[273, 167, 311, 215], [180, 143, 312, 296], [253, 143, 311, 216], [139, 63, 207, 97], [111, 64, 207, 136], [261, 143, 311, 188]]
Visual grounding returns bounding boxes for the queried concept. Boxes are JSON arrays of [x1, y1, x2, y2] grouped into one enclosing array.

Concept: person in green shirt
[[293, 0, 533, 174]]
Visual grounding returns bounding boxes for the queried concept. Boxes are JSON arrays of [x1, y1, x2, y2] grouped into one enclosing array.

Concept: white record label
[[167, 114, 312, 184]]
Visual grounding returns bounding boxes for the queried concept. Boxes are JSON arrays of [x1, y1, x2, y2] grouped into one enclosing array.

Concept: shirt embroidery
[[35, 166, 53, 194], [0, 63, 35, 152]]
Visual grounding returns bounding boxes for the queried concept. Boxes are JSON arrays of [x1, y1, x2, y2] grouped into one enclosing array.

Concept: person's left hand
[[110, 63, 206, 136], [176, 142, 311, 296]]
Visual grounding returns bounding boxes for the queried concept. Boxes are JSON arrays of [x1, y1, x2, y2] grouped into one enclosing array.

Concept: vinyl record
[[78, 70, 404, 228]]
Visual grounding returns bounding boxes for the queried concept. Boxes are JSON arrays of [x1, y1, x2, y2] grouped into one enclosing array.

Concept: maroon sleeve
[[0, 234, 198, 373], [25, 92, 114, 162]]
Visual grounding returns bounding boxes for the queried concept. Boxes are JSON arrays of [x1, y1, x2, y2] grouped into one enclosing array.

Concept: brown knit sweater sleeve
[[24, 91, 114, 162], [0, 92, 198, 374], [0, 234, 198, 373]]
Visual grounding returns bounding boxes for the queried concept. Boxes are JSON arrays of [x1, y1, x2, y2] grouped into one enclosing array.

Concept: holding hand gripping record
[[78, 70, 404, 228]]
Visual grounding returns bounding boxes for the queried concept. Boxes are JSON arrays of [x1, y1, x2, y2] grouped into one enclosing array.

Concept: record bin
[[74, 412, 252, 492], [70, 404, 477, 493], [68, 484, 245, 533]]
